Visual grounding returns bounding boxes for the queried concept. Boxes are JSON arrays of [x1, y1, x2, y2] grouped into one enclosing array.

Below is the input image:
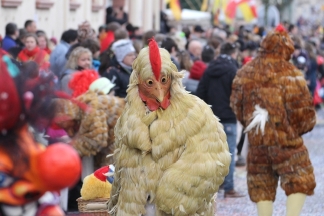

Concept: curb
[[316, 120, 324, 125]]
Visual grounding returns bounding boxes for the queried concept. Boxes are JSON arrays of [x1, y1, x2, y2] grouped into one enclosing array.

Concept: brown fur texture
[[108, 47, 231, 215], [54, 90, 125, 168], [230, 29, 316, 203]]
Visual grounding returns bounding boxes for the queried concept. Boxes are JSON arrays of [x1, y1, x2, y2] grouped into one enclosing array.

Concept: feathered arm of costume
[[53, 93, 109, 156], [70, 93, 109, 156], [230, 72, 245, 126], [73, 108, 108, 156], [282, 69, 316, 136], [155, 100, 231, 215]]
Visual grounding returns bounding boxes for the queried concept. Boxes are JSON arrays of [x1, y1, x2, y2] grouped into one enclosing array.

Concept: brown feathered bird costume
[[230, 25, 316, 204], [107, 39, 231, 216], [53, 90, 125, 168]]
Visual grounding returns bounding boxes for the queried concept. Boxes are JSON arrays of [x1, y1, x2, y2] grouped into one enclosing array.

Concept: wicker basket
[[77, 197, 110, 216]]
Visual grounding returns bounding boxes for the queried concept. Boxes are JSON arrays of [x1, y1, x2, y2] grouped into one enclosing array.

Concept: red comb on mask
[[148, 38, 161, 80], [275, 24, 286, 33]]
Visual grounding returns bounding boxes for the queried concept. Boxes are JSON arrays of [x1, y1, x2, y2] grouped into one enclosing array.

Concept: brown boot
[[224, 190, 245, 198]]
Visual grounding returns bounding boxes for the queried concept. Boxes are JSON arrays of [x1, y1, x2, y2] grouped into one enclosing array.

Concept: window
[[36, 0, 54, 10], [1, 0, 23, 8]]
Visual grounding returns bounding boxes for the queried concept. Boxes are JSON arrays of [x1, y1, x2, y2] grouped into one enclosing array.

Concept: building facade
[[0, 0, 164, 40]]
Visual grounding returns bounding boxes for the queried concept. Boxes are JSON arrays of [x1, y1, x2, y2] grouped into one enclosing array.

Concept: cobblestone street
[[216, 109, 324, 216]]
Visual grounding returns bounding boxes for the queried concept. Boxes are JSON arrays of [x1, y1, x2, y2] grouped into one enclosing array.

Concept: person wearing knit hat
[[230, 24, 316, 216], [101, 39, 136, 98], [111, 39, 135, 70], [189, 60, 207, 80]]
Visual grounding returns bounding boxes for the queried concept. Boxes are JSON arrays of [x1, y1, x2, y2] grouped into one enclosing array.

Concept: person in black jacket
[[196, 42, 244, 198], [101, 39, 136, 98]]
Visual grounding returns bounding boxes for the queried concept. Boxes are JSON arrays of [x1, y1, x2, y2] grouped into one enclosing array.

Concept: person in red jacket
[[17, 33, 50, 70], [100, 22, 120, 53]]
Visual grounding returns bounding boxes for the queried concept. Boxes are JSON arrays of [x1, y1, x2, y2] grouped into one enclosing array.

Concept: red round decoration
[[37, 143, 81, 191]]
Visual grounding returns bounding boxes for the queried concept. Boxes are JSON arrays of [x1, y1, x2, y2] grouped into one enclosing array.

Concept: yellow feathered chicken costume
[[108, 39, 231, 216]]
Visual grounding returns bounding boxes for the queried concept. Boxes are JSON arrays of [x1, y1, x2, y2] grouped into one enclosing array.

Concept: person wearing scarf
[[17, 33, 50, 70]]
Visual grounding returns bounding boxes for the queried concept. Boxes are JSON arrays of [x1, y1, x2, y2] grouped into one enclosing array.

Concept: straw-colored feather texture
[[230, 29, 316, 202], [108, 47, 231, 215], [54, 90, 125, 168]]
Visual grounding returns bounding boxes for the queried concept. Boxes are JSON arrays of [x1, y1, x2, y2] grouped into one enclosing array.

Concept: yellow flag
[[238, 2, 255, 22], [170, 0, 182, 21], [201, 0, 208, 11]]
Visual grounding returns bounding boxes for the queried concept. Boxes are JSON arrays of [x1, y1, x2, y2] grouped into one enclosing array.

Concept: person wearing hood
[[196, 42, 244, 198], [101, 39, 136, 98]]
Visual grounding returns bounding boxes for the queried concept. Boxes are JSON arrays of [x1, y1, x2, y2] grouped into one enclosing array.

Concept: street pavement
[[216, 109, 324, 216]]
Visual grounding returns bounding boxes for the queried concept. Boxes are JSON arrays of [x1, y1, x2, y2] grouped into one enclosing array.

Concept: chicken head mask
[[260, 24, 294, 61], [137, 39, 172, 111]]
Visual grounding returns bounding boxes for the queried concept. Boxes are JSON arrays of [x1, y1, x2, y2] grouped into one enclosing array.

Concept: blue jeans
[[221, 123, 237, 192]]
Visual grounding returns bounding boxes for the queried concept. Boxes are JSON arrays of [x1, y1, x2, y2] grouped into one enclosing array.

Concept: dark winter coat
[[196, 54, 238, 123], [101, 57, 132, 98]]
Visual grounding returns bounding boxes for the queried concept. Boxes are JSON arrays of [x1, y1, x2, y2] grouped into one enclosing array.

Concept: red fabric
[[18, 47, 41, 61], [68, 70, 99, 98], [314, 80, 322, 106], [0, 54, 21, 131], [225, 0, 251, 19], [43, 47, 52, 55], [189, 61, 207, 80], [0, 48, 8, 56], [148, 38, 162, 80], [94, 166, 109, 182], [317, 55, 324, 65], [100, 31, 114, 53], [49, 121, 63, 130], [17, 47, 49, 70]]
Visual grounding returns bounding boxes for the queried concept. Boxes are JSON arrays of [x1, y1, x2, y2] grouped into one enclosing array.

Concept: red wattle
[[160, 92, 171, 110], [139, 91, 170, 111]]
